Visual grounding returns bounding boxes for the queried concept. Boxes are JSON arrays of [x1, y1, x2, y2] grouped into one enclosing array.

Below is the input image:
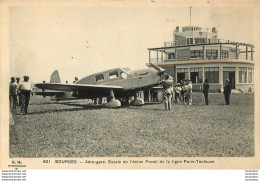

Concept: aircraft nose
[[158, 69, 165, 75]]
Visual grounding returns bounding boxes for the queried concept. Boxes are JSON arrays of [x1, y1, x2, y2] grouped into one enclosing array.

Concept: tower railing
[[163, 39, 252, 47]]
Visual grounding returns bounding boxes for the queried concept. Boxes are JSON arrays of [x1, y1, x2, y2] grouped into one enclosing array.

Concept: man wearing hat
[[203, 79, 210, 105], [16, 77, 21, 106], [9, 77, 17, 109], [161, 74, 174, 110], [223, 79, 231, 105], [19, 76, 33, 115]]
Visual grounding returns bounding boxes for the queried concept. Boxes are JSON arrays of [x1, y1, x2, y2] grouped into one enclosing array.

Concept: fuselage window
[[109, 71, 119, 79], [96, 74, 104, 82]]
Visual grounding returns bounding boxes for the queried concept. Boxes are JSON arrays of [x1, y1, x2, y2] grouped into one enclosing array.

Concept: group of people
[[174, 79, 193, 105], [161, 76, 193, 111], [161, 74, 232, 111], [9, 76, 33, 115]]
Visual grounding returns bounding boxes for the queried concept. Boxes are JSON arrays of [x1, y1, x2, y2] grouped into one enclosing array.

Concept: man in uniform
[[9, 77, 17, 109], [16, 77, 21, 106], [202, 79, 210, 105], [161, 74, 174, 111], [223, 79, 231, 105], [19, 76, 33, 115]]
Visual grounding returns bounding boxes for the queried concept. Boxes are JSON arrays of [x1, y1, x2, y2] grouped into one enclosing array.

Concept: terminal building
[[148, 26, 254, 92]]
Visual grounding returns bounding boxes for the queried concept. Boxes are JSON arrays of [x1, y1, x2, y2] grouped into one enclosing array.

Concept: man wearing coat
[[223, 79, 231, 105], [202, 79, 210, 105]]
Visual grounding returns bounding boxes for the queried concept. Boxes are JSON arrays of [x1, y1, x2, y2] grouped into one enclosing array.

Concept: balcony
[[149, 53, 254, 64], [148, 39, 254, 64], [163, 39, 249, 48]]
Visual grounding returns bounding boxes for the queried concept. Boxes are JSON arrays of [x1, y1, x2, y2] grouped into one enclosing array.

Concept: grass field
[[10, 92, 254, 157]]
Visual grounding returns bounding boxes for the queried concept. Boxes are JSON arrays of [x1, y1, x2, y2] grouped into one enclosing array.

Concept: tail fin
[[50, 70, 61, 83]]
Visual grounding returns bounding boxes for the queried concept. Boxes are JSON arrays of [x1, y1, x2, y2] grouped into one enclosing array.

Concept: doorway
[[223, 71, 235, 89], [177, 73, 185, 83]]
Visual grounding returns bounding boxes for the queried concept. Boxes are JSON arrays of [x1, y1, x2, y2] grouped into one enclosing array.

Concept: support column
[[203, 45, 206, 60], [246, 45, 248, 60], [202, 67, 205, 82], [220, 45, 222, 59], [251, 46, 254, 60], [175, 47, 178, 61], [175, 66, 178, 83], [235, 44, 238, 59], [161, 51, 163, 63], [219, 66, 223, 89], [235, 66, 239, 85], [246, 67, 248, 83], [188, 47, 190, 61], [188, 68, 190, 80], [253, 68, 254, 83], [156, 50, 158, 63]]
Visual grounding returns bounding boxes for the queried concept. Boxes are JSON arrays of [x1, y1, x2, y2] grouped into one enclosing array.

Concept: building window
[[206, 50, 218, 59], [190, 68, 203, 83], [248, 68, 253, 83], [109, 71, 119, 79], [187, 38, 193, 45], [222, 50, 229, 58], [177, 68, 189, 83], [168, 53, 175, 59], [190, 50, 203, 58], [239, 67, 247, 83], [96, 74, 104, 82], [205, 67, 219, 83], [195, 38, 206, 44]]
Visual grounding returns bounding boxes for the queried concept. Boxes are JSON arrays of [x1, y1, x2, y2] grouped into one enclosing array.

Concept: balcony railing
[[174, 27, 212, 34], [163, 39, 252, 48], [149, 54, 253, 64]]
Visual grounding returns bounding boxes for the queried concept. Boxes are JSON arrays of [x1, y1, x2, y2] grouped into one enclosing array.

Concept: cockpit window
[[109, 71, 119, 79], [95, 74, 104, 82]]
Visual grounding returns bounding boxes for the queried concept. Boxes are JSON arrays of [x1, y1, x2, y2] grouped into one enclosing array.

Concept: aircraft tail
[[50, 70, 61, 83]]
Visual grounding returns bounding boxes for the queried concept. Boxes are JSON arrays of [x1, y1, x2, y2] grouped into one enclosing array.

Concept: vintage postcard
[[1, 0, 260, 169]]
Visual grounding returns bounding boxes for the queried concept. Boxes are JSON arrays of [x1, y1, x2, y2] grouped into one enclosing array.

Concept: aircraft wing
[[34, 83, 123, 92], [34, 91, 64, 97]]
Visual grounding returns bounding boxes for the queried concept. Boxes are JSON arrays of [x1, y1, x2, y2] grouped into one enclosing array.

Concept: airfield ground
[[10, 93, 254, 157]]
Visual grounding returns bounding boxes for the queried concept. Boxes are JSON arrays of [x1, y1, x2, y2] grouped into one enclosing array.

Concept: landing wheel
[[105, 99, 121, 108], [130, 94, 144, 106], [105, 90, 121, 108]]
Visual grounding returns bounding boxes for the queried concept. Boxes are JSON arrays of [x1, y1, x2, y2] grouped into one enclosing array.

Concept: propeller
[[148, 63, 165, 75]]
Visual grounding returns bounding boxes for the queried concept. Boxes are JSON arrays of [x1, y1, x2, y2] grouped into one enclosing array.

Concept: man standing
[[19, 76, 33, 115], [161, 74, 174, 111], [184, 80, 192, 105], [16, 77, 21, 106], [223, 79, 231, 105], [9, 77, 17, 109], [203, 79, 210, 105], [174, 83, 182, 103], [186, 80, 193, 105]]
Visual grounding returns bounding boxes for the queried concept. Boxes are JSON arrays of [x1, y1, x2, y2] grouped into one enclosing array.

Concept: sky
[[9, 3, 256, 83]]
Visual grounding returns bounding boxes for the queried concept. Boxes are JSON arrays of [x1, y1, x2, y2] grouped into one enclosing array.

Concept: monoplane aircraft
[[34, 63, 165, 107]]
